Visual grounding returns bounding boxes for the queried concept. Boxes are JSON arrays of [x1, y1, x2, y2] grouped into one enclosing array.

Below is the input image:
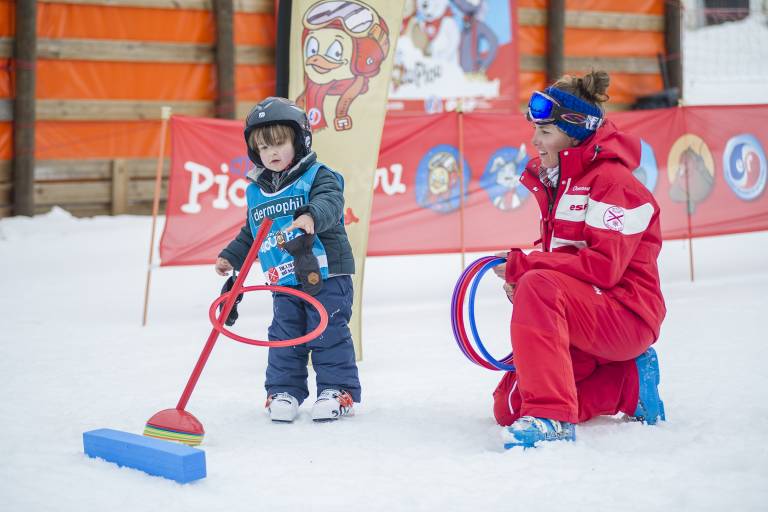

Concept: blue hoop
[[467, 257, 516, 371]]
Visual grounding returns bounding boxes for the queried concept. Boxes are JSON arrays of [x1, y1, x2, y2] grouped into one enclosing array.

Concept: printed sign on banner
[[388, 0, 518, 113]]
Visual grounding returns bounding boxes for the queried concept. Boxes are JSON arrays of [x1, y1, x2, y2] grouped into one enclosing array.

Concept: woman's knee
[[516, 268, 564, 288], [514, 269, 565, 302], [511, 270, 567, 331]]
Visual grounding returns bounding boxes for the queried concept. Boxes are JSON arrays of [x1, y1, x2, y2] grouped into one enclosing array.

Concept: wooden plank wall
[[0, 0, 274, 217], [517, 0, 666, 110], [0, 0, 668, 219]]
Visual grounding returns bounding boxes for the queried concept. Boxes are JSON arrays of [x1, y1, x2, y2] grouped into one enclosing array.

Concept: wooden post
[[546, 0, 565, 84], [684, 146, 695, 283], [142, 106, 172, 326], [111, 159, 128, 215], [12, 0, 37, 216], [213, 0, 236, 119], [275, 0, 292, 97], [665, 0, 683, 98], [457, 106, 466, 270]]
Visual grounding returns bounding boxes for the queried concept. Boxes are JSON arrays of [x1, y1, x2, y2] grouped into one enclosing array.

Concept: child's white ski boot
[[311, 389, 354, 422], [265, 392, 299, 422]]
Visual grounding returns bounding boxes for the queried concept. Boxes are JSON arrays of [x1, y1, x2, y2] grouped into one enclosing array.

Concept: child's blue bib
[[246, 162, 342, 286]]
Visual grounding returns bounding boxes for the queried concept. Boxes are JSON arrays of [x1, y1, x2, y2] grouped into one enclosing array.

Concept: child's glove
[[218, 273, 243, 326], [283, 232, 323, 296]]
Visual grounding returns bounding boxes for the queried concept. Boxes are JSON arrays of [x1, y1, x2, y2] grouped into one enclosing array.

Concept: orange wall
[[19, 4, 276, 161], [38, 3, 215, 42], [517, 0, 666, 103], [0, 0, 13, 37], [1, 1, 665, 164]]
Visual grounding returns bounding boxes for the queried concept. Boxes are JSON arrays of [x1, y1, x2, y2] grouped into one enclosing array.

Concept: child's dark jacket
[[219, 152, 355, 275]]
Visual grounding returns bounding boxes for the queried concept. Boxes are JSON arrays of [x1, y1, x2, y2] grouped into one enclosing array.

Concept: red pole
[[175, 218, 273, 411]]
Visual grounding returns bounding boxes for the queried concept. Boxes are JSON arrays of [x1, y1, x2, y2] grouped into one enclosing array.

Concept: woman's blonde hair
[[552, 70, 611, 110]]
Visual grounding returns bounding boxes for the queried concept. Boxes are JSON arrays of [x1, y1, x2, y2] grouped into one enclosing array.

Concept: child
[[215, 97, 360, 422], [492, 71, 666, 448]]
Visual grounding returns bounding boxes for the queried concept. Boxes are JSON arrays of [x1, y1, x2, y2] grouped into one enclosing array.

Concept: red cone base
[[144, 408, 205, 446]]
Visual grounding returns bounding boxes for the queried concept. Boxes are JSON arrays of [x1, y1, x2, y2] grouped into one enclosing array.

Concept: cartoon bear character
[[404, 0, 461, 65]]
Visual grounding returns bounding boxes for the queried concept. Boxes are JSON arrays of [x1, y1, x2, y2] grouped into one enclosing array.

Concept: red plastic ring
[[208, 285, 329, 347]]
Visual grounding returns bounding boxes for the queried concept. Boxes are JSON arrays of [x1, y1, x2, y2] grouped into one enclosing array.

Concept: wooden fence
[[0, 157, 168, 216], [0, 0, 677, 218]]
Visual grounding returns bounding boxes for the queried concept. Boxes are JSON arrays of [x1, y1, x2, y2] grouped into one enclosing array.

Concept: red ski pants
[[493, 269, 655, 425]]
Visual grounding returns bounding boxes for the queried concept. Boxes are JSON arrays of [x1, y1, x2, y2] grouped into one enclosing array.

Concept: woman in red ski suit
[[495, 71, 666, 448]]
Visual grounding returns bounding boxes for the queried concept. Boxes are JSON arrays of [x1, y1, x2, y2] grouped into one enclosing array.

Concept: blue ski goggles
[[526, 91, 603, 131]]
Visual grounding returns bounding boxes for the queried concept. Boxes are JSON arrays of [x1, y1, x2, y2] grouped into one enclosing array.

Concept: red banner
[[160, 115, 250, 266], [369, 105, 768, 255], [159, 105, 768, 265]]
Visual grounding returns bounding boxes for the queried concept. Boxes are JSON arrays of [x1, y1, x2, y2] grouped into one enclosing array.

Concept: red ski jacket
[[505, 120, 666, 337]]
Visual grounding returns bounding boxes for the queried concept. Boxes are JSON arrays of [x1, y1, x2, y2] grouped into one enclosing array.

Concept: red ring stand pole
[[175, 218, 273, 411]]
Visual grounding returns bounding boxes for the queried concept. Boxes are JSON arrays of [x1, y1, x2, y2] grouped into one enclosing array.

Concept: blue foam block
[[83, 428, 206, 484]]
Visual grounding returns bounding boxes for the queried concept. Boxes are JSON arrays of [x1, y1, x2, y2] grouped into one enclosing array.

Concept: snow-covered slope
[[0, 209, 765, 511]]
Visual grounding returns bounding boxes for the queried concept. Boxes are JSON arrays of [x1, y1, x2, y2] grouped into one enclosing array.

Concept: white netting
[[683, 0, 768, 105]]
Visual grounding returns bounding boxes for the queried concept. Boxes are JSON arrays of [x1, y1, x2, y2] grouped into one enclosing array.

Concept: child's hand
[[288, 213, 315, 234], [215, 257, 233, 276]]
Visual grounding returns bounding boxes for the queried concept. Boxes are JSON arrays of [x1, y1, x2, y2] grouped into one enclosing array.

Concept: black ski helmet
[[243, 97, 313, 166]]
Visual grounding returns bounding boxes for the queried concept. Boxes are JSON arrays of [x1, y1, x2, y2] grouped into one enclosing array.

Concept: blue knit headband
[[545, 87, 604, 141]]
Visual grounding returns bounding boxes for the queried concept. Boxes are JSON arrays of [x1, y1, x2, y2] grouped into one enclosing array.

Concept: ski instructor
[[493, 70, 667, 449]]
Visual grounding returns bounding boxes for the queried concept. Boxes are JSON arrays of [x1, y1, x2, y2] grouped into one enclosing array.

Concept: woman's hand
[[492, 251, 516, 302], [492, 251, 508, 280], [215, 257, 233, 276]]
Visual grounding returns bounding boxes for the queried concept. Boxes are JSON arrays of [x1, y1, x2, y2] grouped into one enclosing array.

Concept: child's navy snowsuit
[[219, 152, 360, 404], [266, 275, 360, 403]]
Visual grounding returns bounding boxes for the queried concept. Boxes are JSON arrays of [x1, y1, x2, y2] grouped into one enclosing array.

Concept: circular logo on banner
[[603, 206, 625, 231], [722, 134, 767, 201], [667, 134, 715, 213], [414, 144, 471, 213], [307, 107, 322, 127], [632, 139, 659, 192], [479, 146, 530, 211]]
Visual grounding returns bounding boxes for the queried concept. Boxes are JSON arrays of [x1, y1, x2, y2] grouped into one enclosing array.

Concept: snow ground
[[0, 209, 766, 511]]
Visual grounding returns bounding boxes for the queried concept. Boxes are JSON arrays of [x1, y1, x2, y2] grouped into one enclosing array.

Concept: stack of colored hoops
[[451, 256, 516, 371]]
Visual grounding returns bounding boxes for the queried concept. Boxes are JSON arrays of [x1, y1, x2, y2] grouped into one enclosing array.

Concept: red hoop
[[208, 285, 329, 347]]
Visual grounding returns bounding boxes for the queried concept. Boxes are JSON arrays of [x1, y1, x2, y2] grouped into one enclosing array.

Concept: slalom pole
[[684, 146, 695, 282], [144, 218, 330, 446], [175, 218, 273, 411], [142, 106, 172, 326], [457, 102, 467, 270]]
